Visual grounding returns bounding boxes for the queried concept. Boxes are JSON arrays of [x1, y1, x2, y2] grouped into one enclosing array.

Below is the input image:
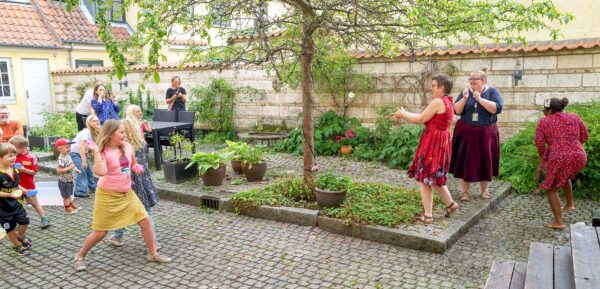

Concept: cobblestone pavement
[[1, 172, 598, 289]]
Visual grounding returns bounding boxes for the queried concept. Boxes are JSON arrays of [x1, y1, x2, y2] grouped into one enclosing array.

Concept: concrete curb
[[219, 198, 318, 227]]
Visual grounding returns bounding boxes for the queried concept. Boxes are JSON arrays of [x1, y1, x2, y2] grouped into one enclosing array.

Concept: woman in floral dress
[[535, 97, 588, 230], [391, 74, 459, 224]]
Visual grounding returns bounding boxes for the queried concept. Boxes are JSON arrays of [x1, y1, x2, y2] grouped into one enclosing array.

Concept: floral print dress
[[535, 112, 588, 190], [407, 96, 453, 186]]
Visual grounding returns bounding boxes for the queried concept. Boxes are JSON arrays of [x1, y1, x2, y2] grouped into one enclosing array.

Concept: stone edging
[[219, 183, 512, 253]]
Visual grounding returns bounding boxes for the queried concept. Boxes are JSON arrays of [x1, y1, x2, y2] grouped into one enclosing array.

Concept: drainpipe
[[68, 42, 74, 68]]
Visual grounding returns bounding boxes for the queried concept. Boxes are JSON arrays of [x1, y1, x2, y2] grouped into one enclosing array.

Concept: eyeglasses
[[468, 78, 483, 81]]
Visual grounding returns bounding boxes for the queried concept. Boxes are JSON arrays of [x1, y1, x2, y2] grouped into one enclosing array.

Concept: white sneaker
[[74, 254, 87, 271], [146, 253, 172, 263]]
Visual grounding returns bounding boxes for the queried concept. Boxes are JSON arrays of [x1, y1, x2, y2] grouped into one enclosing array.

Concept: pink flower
[[346, 130, 355, 138]]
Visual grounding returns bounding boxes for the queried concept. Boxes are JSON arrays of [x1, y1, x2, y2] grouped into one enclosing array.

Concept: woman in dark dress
[[165, 76, 187, 112], [535, 97, 588, 230], [391, 74, 459, 224], [450, 67, 503, 201]]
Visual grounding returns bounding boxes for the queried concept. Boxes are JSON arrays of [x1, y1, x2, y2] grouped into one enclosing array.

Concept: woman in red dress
[[535, 97, 588, 230], [391, 74, 459, 224]]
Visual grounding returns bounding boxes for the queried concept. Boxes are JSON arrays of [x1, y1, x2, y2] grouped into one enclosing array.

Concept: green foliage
[[315, 169, 352, 192], [187, 152, 228, 175], [223, 141, 252, 160], [241, 145, 265, 165], [231, 177, 314, 212], [323, 182, 442, 227], [314, 110, 361, 156], [499, 102, 600, 200], [127, 87, 157, 120], [379, 125, 423, 169], [188, 78, 235, 134], [29, 111, 78, 139], [272, 127, 303, 156], [164, 132, 194, 162]]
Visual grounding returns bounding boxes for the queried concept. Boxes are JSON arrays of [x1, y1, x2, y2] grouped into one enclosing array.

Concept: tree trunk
[[301, 19, 316, 188]]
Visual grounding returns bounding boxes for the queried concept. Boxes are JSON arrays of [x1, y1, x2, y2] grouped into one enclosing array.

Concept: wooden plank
[[485, 259, 515, 289], [509, 261, 527, 289], [570, 224, 600, 289], [553, 245, 575, 289], [524, 242, 554, 289]]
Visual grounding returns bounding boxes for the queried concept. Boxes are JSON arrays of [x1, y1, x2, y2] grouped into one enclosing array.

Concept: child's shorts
[[58, 180, 74, 199], [0, 207, 30, 233]]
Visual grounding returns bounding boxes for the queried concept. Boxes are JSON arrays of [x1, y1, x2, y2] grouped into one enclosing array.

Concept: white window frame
[[0, 58, 16, 104]]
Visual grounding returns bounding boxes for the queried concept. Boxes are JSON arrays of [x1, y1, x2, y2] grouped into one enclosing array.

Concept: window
[[211, 4, 231, 28], [82, 0, 126, 23], [75, 60, 104, 68], [0, 59, 14, 99]]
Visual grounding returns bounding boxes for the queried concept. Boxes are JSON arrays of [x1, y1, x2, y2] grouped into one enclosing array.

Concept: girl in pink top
[[73, 120, 171, 271]]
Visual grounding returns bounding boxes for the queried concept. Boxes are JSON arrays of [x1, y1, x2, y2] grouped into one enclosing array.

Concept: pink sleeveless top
[[97, 142, 133, 192]]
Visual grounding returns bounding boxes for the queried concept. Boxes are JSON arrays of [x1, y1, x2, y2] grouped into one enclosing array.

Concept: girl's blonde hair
[[86, 115, 101, 142], [124, 105, 146, 151], [96, 119, 124, 156]]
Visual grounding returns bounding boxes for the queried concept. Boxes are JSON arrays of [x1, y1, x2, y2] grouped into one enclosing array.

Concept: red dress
[[408, 96, 453, 186], [535, 112, 588, 190]]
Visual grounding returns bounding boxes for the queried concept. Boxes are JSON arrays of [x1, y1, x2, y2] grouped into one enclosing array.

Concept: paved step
[[570, 224, 600, 289], [484, 259, 527, 289]]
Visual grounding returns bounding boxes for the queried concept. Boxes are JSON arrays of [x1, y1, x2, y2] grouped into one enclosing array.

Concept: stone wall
[[51, 47, 600, 140]]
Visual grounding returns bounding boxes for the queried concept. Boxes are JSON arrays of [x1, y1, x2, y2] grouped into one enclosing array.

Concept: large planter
[[242, 162, 267, 182], [163, 159, 198, 184], [340, 145, 353, 155], [27, 135, 46, 149], [315, 187, 347, 209], [231, 160, 244, 175], [201, 164, 227, 186]]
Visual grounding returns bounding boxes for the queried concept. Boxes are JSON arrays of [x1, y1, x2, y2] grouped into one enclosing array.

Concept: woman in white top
[[75, 80, 102, 131], [70, 116, 101, 198]]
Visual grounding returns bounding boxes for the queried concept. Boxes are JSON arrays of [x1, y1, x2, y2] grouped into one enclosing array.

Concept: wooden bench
[[570, 224, 600, 289], [485, 259, 527, 289]]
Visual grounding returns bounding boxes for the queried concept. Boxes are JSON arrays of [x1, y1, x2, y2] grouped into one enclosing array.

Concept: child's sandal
[[444, 202, 459, 217], [13, 244, 30, 255], [18, 236, 32, 250], [416, 214, 434, 224]]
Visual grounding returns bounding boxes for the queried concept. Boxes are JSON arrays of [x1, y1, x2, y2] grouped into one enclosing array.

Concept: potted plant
[[28, 112, 77, 153], [163, 133, 198, 184], [335, 130, 355, 155], [223, 141, 251, 175], [187, 152, 228, 186], [241, 145, 267, 182], [314, 169, 352, 209]]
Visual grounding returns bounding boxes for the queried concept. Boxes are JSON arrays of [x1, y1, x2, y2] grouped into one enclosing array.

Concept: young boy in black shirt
[[0, 142, 33, 255]]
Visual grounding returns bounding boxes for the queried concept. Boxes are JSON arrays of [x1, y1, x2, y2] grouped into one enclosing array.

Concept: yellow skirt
[[91, 188, 148, 231]]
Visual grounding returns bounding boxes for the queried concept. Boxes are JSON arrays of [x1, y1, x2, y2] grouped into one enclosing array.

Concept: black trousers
[[76, 112, 88, 131]]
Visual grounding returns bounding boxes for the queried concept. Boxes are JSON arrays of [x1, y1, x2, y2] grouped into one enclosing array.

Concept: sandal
[[544, 222, 566, 230], [416, 214, 433, 224], [460, 192, 470, 202], [444, 202, 459, 217], [18, 236, 32, 250], [481, 190, 490, 199]]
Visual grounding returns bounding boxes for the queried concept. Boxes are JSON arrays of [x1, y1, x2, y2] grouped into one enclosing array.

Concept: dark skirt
[[449, 119, 500, 182]]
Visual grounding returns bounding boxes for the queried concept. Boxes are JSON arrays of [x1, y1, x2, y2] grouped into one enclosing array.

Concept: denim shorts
[[58, 180, 74, 199]]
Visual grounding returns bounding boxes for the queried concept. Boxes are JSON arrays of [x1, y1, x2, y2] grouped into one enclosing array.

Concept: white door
[[22, 59, 52, 127]]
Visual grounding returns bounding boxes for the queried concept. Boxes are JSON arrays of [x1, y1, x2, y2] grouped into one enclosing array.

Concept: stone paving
[[1, 173, 598, 288]]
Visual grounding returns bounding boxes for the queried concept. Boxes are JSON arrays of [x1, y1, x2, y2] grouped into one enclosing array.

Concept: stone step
[[570, 223, 600, 289]]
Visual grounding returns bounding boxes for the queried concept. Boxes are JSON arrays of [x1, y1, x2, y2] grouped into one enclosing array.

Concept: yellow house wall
[[0, 46, 112, 125]]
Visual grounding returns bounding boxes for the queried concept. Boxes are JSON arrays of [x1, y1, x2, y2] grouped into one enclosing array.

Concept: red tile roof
[[168, 38, 207, 47], [51, 62, 219, 75], [0, 0, 130, 48], [352, 39, 600, 59]]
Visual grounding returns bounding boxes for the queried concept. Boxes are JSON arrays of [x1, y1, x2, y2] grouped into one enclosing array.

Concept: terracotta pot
[[315, 187, 347, 209], [340, 145, 353, 155], [201, 164, 227, 186], [242, 162, 267, 182], [231, 160, 244, 175]]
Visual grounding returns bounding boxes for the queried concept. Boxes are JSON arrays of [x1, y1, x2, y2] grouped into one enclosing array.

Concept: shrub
[[231, 178, 314, 212], [315, 169, 352, 191], [29, 111, 78, 139], [378, 124, 423, 169]]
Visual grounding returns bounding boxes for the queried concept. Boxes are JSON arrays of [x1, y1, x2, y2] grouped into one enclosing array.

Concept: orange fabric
[[0, 121, 23, 142]]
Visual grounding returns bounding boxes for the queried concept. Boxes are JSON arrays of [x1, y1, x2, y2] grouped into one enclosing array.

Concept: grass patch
[[231, 177, 441, 227]]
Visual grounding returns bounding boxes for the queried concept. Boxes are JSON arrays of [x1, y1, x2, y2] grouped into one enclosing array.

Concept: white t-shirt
[[70, 129, 93, 155], [75, 89, 94, 115]]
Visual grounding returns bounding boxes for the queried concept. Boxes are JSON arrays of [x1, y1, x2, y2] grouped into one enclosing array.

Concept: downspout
[[69, 42, 74, 68]]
